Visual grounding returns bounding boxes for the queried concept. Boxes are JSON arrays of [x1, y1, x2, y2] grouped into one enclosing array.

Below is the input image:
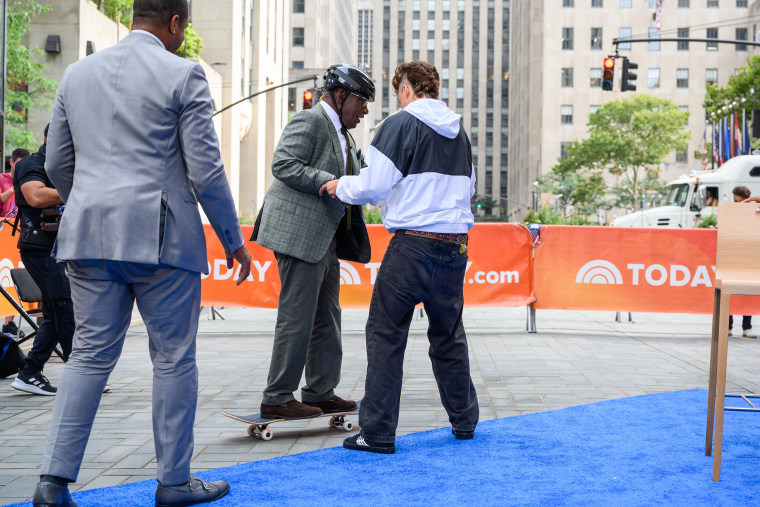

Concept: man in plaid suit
[[252, 64, 373, 419]]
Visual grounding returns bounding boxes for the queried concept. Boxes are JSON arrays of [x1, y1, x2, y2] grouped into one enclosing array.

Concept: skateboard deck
[[222, 402, 360, 440]]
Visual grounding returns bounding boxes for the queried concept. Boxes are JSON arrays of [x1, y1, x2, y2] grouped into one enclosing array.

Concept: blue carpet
[[9, 389, 760, 506]]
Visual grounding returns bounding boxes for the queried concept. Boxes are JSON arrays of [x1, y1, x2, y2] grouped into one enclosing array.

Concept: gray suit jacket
[[254, 104, 368, 263], [45, 32, 243, 274]]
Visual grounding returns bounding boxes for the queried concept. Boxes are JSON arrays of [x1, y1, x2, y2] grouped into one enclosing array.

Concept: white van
[[611, 155, 760, 228]]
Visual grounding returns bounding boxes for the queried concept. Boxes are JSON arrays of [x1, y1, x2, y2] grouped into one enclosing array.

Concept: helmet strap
[[328, 88, 348, 130]]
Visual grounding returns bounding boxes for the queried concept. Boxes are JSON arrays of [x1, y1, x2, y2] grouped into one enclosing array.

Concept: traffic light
[[621, 57, 638, 92], [303, 89, 314, 109], [602, 57, 615, 91]]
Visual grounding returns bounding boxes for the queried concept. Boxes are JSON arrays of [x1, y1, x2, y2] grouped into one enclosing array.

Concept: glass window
[[456, 87, 464, 98], [676, 148, 688, 163], [428, 19, 435, 30], [561, 105, 573, 124], [707, 28, 718, 50], [737, 28, 748, 51], [648, 0, 656, 6], [413, 0, 420, 10], [457, 67, 465, 79], [591, 28, 602, 50], [677, 28, 689, 50], [706, 68, 718, 85], [412, 19, 420, 30], [443, 19, 450, 31], [620, 0, 631, 6], [560, 142, 571, 159], [648, 68, 660, 88], [427, 39, 435, 50], [458, 0, 465, 10], [648, 28, 660, 51], [561, 67, 573, 87], [737, 0, 748, 6], [592, 0, 603, 6], [676, 69, 689, 88], [563, 0, 573, 6], [442, 68, 450, 79], [292, 27, 304, 46], [590, 105, 600, 114], [590, 68, 602, 87], [428, 0, 436, 10], [412, 39, 420, 50], [707, 0, 719, 6], [619, 27, 631, 50], [678, 0, 689, 6], [293, 0, 305, 13], [291, 61, 304, 69], [562, 27, 574, 50]]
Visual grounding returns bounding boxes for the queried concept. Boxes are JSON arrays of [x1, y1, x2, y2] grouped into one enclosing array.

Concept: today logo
[[576, 260, 714, 287]]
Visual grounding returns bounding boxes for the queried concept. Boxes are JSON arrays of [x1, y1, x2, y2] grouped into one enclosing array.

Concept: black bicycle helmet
[[323, 64, 375, 102]]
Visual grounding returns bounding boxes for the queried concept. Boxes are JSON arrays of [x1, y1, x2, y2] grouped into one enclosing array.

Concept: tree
[[550, 94, 690, 212], [703, 55, 760, 117], [175, 23, 204, 59], [95, 0, 132, 27], [5, 1, 57, 152]]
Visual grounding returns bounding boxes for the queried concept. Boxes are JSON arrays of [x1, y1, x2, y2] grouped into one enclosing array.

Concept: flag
[[713, 121, 720, 166], [744, 109, 751, 155], [734, 113, 742, 157], [724, 116, 731, 162], [655, 0, 663, 32]]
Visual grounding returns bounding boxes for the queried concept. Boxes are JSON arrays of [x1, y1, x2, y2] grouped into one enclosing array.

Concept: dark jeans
[[729, 315, 752, 331], [19, 252, 74, 374], [359, 232, 479, 443]]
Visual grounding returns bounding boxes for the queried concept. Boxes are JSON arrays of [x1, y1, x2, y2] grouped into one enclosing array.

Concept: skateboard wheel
[[343, 421, 354, 432], [261, 429, 273, 441], [328, 418, 338, 428], [246, 425, 258, 438]]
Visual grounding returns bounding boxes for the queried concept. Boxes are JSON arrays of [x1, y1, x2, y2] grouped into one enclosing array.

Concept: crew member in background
[[1, 148, 30, 337], [322, 60, 479, 454], [10, 126, 72, 396], [729, 185, 756, 338]]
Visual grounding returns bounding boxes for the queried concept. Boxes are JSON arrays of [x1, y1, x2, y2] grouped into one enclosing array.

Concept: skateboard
[[222, 403, 359, 440]]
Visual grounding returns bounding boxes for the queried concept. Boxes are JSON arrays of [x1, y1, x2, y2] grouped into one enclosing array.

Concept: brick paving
[[2, 306, 759, 504]]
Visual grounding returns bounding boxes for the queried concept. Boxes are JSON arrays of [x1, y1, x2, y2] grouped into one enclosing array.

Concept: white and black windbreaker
[[336, 98, 476, 233]]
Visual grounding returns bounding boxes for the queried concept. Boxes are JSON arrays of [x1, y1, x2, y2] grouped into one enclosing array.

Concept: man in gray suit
[[32, 1, 251, 506], [252, 64, 373, 419]]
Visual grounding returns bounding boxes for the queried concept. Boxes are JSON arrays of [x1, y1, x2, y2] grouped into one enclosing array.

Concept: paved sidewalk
[[2, 306, 759, 505]]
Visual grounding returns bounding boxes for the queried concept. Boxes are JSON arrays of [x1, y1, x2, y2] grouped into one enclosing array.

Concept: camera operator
[[10, 124, 73, 395]]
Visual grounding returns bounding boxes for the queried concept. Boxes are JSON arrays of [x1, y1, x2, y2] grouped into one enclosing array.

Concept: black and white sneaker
[[343, 433, 395, 454], [11, 371, 57, 396]]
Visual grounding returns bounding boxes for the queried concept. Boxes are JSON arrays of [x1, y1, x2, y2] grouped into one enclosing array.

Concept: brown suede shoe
[[303, 395, 357, 414], [260, 400, 323, 419]]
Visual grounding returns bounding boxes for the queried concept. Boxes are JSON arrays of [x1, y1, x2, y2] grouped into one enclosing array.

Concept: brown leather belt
[[403, 230, 468, 245]]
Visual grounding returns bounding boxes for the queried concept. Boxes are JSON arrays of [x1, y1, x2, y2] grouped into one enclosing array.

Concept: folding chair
[[4, 268, 64, 360], [705, 201, 760, 481]]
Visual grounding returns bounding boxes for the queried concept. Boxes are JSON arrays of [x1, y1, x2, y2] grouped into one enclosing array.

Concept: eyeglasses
[[349, 92, 368, 107]]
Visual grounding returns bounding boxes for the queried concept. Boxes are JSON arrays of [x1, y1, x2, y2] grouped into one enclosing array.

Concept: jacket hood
[[403, 98, 461, 138]]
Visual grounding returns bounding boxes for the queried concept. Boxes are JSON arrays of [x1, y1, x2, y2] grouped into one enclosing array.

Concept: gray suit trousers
[[41, 260, 201, 486], [263, 242, 342, 405]]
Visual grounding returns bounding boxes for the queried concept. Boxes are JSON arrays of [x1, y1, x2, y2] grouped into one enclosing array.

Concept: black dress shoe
[[155, 475, 229, 507], [452, 428, 475, 440], [32, 481, 76, 507]]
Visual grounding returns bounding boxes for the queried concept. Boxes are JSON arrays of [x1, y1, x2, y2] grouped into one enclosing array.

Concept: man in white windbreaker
[[321, 60, 479, 454]]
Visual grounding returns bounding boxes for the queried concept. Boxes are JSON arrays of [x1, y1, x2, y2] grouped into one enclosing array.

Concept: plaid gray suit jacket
[[254, 104, 369, 263]]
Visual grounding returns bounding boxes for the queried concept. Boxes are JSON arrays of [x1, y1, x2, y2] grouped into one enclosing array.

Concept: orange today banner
[[532, 225, 760, 314], [201, 223, 535, 309]]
